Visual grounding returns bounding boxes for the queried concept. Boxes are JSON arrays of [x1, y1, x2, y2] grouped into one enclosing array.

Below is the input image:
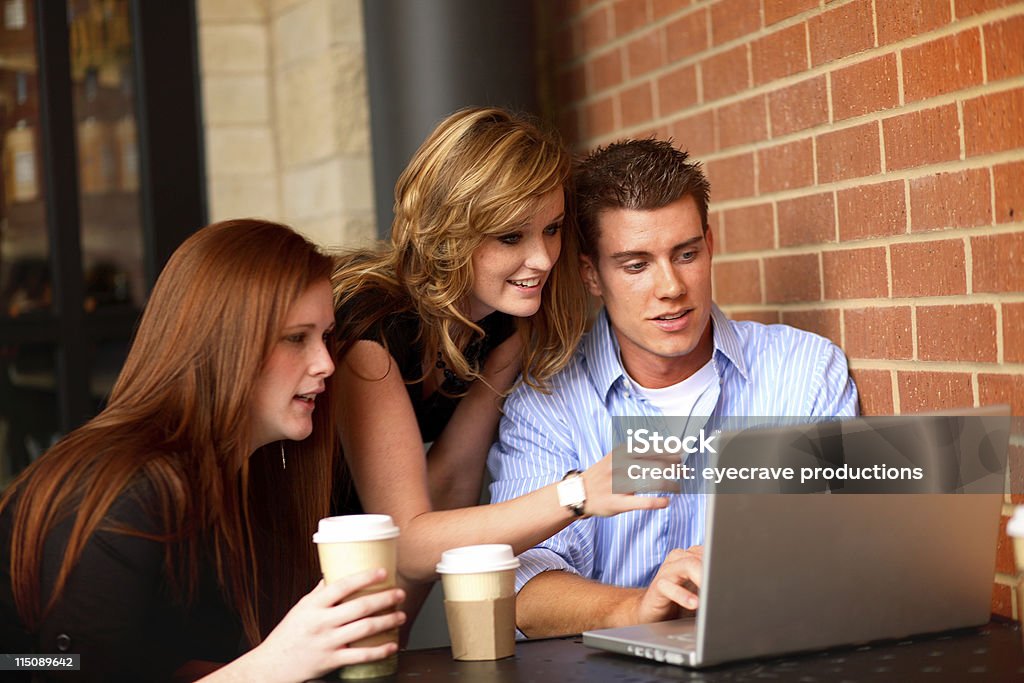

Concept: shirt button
[[56, 633, 71, 651]]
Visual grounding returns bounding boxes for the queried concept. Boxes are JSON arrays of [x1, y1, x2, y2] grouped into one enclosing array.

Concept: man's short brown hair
[[574, 139, 711, 256]]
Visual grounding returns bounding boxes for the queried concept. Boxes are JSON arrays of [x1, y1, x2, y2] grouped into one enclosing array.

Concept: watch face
[[557, 475, 586, 507]]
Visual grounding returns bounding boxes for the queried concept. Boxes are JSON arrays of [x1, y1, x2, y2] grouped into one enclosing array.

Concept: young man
[[487, 139, 858, 638]]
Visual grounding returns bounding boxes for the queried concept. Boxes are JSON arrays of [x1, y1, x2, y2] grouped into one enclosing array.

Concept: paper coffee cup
[[313, 515, 400, 679], [436, 544, 520, 661]]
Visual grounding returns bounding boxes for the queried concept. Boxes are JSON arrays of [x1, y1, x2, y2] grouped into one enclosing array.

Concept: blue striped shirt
[[487, 304, 858, 595]]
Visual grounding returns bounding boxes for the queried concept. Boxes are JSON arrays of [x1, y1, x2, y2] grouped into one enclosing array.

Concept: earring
[[280, 441, 287, 470]]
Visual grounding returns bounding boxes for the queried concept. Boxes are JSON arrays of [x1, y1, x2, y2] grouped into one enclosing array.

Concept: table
[[380, 619, 1024, 682]]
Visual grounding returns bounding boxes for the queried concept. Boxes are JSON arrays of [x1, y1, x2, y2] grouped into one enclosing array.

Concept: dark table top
[[380, 619, 1024, 682]]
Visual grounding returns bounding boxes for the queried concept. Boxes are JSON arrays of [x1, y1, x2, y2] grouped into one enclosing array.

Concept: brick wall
[[547, 0, 1024, 618]]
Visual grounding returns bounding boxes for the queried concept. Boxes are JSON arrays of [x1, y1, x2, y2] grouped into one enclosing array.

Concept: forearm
[[426, 338, 522, 510], [425, 382, 504, 510], [397, 482, 575, 582], [516, 570, 643, 638]]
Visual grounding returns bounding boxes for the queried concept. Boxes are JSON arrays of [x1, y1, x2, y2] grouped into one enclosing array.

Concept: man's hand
[[633, 546, 703, 624]]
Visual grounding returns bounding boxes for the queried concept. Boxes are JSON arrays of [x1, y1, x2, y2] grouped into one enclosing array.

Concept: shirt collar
[[709, 302, 750, 382], [584, 303, 751, 401]]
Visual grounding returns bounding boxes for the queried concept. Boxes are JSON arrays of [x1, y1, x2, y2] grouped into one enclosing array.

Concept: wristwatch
[[557, 469, 587, 517]]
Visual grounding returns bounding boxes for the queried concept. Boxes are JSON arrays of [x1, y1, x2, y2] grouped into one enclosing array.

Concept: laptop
[[583, 407, 1011, 668]]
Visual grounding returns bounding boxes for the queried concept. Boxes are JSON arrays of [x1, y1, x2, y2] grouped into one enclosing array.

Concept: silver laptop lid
[[696, 407, 1009, 666]]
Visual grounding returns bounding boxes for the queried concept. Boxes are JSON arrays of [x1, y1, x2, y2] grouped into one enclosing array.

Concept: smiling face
[[467, 188, 565, 321], [249, 278, 336, 452], [580, 195, 714, 389]]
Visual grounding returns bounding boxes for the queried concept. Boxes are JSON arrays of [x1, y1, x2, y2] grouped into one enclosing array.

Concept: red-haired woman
[[0, 220, 404, 682]]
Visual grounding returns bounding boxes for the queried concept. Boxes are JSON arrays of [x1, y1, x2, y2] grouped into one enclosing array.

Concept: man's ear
[[705, 224, 714, 261], [579, 254, 603, 297]]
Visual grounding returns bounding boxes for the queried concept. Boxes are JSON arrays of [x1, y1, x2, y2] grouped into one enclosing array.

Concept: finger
[[317, 568, 389, 606], [333, 639, 400, 669], [332, 610, 407, 649], [657, 577, 699, 611], [328, 588, 406, 627], [612, 494, 669, 513]]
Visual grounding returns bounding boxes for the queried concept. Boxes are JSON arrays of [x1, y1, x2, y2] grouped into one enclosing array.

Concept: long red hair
[[0, 219, 336, 645]]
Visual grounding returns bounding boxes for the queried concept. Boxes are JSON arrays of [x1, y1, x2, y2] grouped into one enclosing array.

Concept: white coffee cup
[[313, 515, 400, 679], [436, 544, 519, 661]]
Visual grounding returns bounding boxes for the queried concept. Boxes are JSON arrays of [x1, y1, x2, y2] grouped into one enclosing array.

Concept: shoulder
[[505, 331, 596, 417], [725, 317, 844, 369]]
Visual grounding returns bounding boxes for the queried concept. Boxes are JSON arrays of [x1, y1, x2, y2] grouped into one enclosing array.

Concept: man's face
[[580, 195, 714, 389]]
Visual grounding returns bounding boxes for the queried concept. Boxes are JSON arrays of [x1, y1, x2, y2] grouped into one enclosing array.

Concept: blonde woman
[[332, 108, 667, 623]]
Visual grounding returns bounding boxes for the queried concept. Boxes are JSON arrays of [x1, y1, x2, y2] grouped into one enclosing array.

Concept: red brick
[[822, 247, 888, 299], [917, 304, 998, 362], [808, 0, 874, 66], [758, 139, 814, 193], [957, 0, 1017, 17], [620, 81, 654, 128], [831, 54, 899, 121], [712, 259, 761, 305], [1010, 443, 1024, 506], [837, 181, 906, 242], [581, 6, 612, 51], [985, 15, 1024, 81], [666, 8, 710, 62], [657, 64, 698, 116], [583, 96, 616, 139], [781, 308, 841, 344], [626, 29, 665, 78], [721, 203, 774, 253], [978, 373, 1024, 419], [706, 152, 755, 201], [763, 253, 821, 303], [711, 0, 760, 45], [991, 582, 1012, 620], [890, 240, 967, 298], [730, 309, 780, 324], [994, 161, 1024, 224], [717, 95, 768, 149], [588, 49, 623, 93], [652, 0, 688, 20], [897, 371, 973, 413], [701, 45, 750, 101], [816, 123, 881, 184], [669, 109, 715, 156], [964, 88, 1024, 157], [768, 76, 828, 136], [1005, 303, 1024, 364], [882, 105, 961, 171], [996, 516, 1016, 576], [778, 192, 835, 248], [765, 0, 817, 25], [751, 23, 808, 86], [909, 169, 992, 231], [972, 232, 1024, 294], [613, 0, 649, 37], [848, 368, 894, 415], [903, 30, 983, 103], [876, 0, 951, 45], [844, 306, 913, 360]]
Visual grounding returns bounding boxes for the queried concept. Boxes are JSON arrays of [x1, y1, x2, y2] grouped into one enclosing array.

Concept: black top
[[0, 481, 244, 682], [333, 291, 516, 513]]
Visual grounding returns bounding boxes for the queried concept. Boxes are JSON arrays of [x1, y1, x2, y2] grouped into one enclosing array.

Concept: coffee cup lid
[[435, 544, 520, 574], [1008, 506, 1024, 538], [312, 514, 399, 543]]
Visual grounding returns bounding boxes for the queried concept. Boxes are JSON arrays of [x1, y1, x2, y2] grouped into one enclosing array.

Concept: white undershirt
[[626, 359, 717, 417]]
